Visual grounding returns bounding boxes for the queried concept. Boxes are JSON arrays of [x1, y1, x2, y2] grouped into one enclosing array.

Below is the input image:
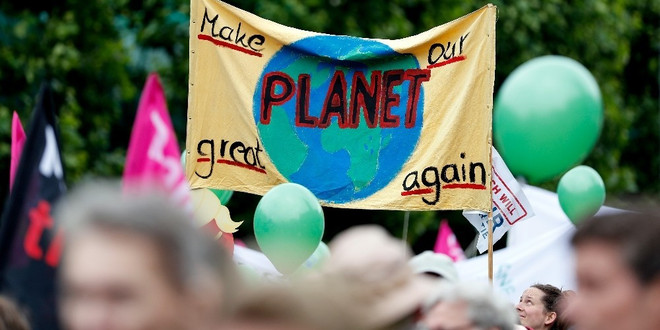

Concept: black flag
[[0, 84, 65, 329]]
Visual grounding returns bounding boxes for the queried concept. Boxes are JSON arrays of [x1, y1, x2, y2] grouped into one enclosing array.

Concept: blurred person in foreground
[[570, 211, 660, 330], [409, 251, 459, 283], [224, 225, 433, 330], [56, 182, 237, 330], [222, 283, 345, 330], [516, 284, 565, 330], [0, 295, 30, 330], [319, 225, 436, 330], [418, 282, 517, 330], [556, 290, 576, 330]]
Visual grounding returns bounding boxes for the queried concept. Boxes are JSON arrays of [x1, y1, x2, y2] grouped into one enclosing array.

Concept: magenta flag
[[10, 111, 26, 192], [123, 74, 191, 211], [433, 220, 466, 262]]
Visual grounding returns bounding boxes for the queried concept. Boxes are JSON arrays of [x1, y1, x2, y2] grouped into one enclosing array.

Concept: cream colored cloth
[[186, 0, 496, 211]]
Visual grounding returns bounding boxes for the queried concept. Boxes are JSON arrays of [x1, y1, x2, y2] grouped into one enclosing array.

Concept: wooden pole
[[488, 208, 494, 283], [487, 103, 494, 283], [487, 143, 494, 283], [486, 2, 496, 285]]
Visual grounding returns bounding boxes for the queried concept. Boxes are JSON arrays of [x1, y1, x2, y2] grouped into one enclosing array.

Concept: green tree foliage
[[0, 0, 657, 248]]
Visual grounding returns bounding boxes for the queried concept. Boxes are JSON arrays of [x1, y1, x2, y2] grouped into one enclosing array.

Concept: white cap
[[409, 251, 459, 282]]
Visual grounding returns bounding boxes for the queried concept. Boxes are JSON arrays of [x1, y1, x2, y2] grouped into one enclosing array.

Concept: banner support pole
[[487, 128, 494, 283], [488, 209, 494, 283], [486, 2, 496, 285]]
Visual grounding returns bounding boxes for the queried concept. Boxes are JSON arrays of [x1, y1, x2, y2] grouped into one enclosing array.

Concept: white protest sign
[[463, 147, 534, 253]]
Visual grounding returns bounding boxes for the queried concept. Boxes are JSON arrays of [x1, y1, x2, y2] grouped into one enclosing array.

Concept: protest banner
[[186, 0, 496, 211], [434, 220, 466, 262], [10, 111, 26, 192], [463, 147, 535, 253], [0, 85, 65, 330], [124, 74, 192, 212]]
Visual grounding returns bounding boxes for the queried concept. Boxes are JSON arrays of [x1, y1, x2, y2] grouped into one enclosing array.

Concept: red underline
[[427, 55, 466, 69], [401, 188, 434, 196], [443, 183, 486, 190], [197, 34, 263, 57], [197, 158, 211, 162], [217, 159, 267, 174]]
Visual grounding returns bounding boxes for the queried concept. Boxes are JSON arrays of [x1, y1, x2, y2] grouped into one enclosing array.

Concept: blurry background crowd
[[0, 182, 650, 330]]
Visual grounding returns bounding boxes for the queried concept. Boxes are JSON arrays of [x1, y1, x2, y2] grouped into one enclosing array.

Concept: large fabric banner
[[186, 0, 496, 211]]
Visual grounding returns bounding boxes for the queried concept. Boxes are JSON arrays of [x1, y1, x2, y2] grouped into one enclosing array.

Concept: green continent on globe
[[259, 108, 307, 177], [321, 121, 381, 191]]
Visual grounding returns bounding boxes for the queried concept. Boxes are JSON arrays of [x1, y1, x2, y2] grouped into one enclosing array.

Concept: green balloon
[[181, 150, 186, 167], [211, 188, 234, 205], [557, 165, 606, 224], [301, 242, 330, 270], [494, 56, 603, 183], [254, 183, 325, 274]]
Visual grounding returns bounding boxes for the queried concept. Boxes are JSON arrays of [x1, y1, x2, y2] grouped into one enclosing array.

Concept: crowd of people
[[1, 182, 659, 330]]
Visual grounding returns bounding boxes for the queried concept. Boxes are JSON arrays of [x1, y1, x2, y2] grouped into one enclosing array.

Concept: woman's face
[[516, 287, 555, 329]]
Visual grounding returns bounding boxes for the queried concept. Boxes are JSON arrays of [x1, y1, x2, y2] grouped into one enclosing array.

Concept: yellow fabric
[[186, 0, 496, 211]]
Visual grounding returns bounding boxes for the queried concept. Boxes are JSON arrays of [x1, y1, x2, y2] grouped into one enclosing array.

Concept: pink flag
[[123, 74, 191, 211], [10, 111, 26, 192], [433, 220, 466, 262]]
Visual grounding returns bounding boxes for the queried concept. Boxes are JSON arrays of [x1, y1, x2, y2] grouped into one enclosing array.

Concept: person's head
[[420, 282, 517, 330], [516, 284, 562, 330], [570, 211, 660, 330], [321, 225, 435, 330], [223, 285, 314, 330], [409, 251, 459, 282], [57, 182, 236, 330], [223, 280, 352, 330], [556, 290, 576, 328]]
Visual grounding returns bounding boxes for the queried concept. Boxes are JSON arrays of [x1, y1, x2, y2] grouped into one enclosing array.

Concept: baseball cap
[[409, 251, 459, 282]]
